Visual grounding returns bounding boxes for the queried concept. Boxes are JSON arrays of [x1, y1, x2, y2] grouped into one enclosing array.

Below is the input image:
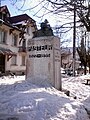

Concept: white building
[[61, 47, 81, 72], [0, 5, 37, 75]]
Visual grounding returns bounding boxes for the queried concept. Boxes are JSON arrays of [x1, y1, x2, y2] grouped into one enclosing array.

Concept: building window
[[0, 28, 7, 44], [21, 56, 25, 66], [12, 34, 18, 46], [11, 56, 17, 65], [26, 26, 29, 34]]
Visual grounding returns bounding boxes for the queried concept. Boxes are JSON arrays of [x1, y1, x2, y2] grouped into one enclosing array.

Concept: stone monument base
[[26, 36, 62, 90]]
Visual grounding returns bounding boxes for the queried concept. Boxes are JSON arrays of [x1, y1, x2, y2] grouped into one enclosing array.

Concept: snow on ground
[[0, 75, 90, 120], [62, 75, 90, 119]]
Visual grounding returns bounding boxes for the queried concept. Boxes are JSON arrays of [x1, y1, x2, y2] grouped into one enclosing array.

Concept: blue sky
[[1, 0, 18, 16], [1, 0, 38, 20]]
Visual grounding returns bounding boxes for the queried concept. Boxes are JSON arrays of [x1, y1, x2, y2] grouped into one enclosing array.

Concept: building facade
[[0, 5, 37, 75]]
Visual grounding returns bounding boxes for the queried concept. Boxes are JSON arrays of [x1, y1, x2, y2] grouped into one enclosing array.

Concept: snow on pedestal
[[26, 36, 62, 90]]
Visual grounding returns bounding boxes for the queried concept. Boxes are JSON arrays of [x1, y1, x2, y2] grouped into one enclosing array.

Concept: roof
[[61, 48, 71, 56], [0, 47, 16, 55], [8, 14, 37, 30], [9, 14, 36, 24], [0, 19, 23, 32], [0, 5, 10, 17], [0, 5, 37, 31]]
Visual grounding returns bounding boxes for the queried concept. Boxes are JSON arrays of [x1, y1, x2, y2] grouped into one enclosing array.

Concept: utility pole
[[73, 1, 76, 76]]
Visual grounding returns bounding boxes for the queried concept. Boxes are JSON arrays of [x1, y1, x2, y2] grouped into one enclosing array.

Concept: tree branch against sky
[[1, 0, 90, 47], [7, 0, 89, 30], [2, 0, 89, 29]]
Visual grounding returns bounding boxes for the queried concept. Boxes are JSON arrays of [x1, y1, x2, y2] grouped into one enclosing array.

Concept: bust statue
[[33, 19, 54, 37]]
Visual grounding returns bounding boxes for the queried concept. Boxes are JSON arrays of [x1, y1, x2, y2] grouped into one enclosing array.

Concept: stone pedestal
[[26, 36, 62, 90]]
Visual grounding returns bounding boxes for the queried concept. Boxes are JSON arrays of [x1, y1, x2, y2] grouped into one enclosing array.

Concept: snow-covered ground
[[0, 75, 90, 120]]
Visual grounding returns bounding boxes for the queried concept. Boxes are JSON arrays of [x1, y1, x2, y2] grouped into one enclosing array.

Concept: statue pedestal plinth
[[26, 36, 62, 90]]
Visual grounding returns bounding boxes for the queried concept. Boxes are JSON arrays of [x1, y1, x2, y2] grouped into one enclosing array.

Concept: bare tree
[[7, 0, 90, 39], [77, 35, 87, 74], [8, 0, 88, 27]]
